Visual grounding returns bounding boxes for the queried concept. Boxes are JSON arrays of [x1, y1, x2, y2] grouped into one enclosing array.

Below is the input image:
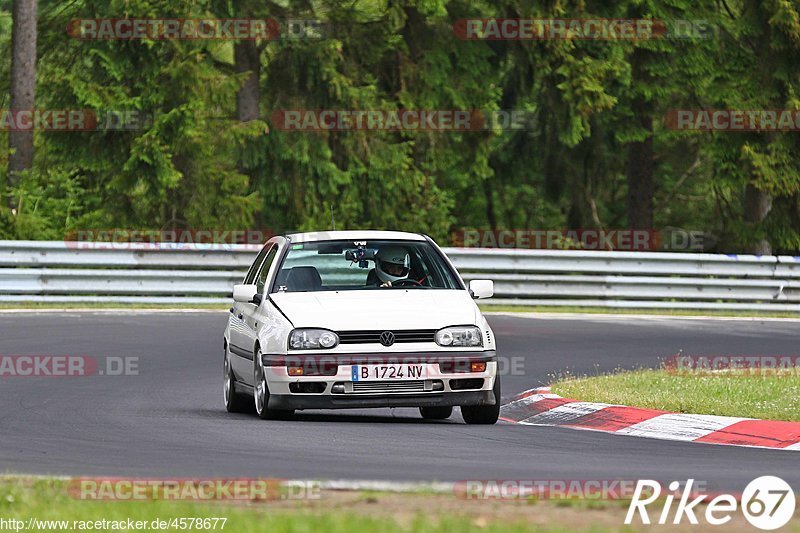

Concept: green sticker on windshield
[[292, 244, 304, 250]]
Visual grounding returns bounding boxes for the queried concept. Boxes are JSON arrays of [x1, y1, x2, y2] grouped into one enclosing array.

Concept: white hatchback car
[[222, 230, 499, 424]]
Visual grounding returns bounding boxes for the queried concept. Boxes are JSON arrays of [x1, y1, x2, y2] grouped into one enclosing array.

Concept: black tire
[[419, 406, 453, 420], [224, 343, 249, 413], [461, 377, 501, 425], [254, 350, 294, 420]]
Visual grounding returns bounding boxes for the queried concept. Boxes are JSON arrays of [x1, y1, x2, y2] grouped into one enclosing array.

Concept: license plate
[[351, 364, 427, 381]]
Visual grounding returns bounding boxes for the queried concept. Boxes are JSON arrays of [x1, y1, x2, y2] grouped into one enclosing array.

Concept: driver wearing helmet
[[372, 245, 411, 288]]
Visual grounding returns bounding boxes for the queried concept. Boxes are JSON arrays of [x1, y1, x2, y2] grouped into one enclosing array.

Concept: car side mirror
[[233, 284, 258, 303], [469, 279, 494, 299]]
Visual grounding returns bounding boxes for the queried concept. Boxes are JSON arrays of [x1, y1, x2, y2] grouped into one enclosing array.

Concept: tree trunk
[[234, 40, 260, 188], [8, 0, 38, 207], [626, 122, 654, 230], [626, 47, 655, 230], [743, 183, 772, 255], [234, 41, 260, 122], [483, 179, 497, 230]]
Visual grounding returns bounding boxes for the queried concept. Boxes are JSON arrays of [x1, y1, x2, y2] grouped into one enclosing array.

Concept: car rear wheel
[[254, 349, 294, 420], [224, 343, 249, 413], [419, 406, 453, 420], [461, 377, 501, 425]]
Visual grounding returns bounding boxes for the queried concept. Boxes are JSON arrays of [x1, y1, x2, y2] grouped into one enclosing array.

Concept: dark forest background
[[1, 0, 799, 253]]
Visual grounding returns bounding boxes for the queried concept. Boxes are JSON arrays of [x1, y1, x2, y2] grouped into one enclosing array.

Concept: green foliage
[[1, 0, 799, 251]]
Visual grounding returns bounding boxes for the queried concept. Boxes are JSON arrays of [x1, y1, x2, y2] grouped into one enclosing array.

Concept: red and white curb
[[500, 387, 800, 451]]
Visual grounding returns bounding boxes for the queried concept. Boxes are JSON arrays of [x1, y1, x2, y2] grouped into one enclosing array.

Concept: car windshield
[[271, 240, 461, 293]]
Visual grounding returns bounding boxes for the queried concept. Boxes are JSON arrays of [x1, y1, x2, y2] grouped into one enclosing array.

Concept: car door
[[237, 243, 280, 383], [229, 242, 271, 380]]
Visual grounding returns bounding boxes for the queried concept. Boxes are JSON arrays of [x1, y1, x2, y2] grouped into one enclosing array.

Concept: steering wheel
[[393, 278, 423, 287]]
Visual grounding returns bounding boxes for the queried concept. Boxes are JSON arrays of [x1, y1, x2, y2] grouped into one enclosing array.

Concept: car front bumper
[[267, 390, 494, 410], [261, 350, 498, 411]]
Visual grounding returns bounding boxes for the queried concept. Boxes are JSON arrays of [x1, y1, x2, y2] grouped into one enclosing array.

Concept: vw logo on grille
[[379, 331, 395, 346]]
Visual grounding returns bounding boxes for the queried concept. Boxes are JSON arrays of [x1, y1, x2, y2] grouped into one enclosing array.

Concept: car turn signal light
[[470, 362, 486, 373]]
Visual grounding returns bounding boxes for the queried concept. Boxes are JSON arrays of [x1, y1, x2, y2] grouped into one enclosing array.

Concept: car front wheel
[[461, 377, 501, 425], [254, 349, 293, 420]]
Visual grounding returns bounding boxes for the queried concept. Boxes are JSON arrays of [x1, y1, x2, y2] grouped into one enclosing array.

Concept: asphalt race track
[[1, 311, 798, 493]]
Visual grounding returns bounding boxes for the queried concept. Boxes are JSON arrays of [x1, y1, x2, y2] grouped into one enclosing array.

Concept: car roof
[[284, 230, 427, 243]]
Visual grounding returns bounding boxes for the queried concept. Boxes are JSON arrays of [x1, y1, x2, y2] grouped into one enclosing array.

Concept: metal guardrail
[[1, 240, 799, 311]]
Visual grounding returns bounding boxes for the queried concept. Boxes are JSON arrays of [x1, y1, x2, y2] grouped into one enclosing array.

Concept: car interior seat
[[284, 266, 323, 292]]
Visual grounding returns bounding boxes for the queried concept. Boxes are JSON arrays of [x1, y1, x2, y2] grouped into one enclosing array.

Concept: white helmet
[[375, 246, 411, 284]]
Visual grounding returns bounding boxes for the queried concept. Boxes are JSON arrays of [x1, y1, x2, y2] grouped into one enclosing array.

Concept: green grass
[[0, 478, 628, 533], [552, 369, 800, 421], [4, 476, 800, 531]]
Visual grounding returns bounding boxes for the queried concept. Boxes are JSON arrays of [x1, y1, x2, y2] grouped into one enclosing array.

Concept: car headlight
[[289, 329, 339, 350], [435, 326, 483, 347]]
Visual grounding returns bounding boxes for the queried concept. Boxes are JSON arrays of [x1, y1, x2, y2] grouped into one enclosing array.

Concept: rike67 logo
[[626, 476, 796, 530]]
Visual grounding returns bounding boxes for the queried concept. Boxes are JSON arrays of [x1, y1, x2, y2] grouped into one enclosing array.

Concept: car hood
[[270, 290, 479, 330]]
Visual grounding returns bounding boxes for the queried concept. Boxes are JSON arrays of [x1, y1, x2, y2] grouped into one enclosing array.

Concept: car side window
[[244, 244, 271, 285], [256, 245, 279, 293]]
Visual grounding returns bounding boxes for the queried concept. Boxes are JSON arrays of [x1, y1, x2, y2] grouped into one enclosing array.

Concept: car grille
[[337, 330, 436, 344], [350, 380, 427, 394]]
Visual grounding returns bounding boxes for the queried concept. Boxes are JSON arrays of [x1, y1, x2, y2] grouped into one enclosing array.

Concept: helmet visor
[[379, 260, 410, 278]]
